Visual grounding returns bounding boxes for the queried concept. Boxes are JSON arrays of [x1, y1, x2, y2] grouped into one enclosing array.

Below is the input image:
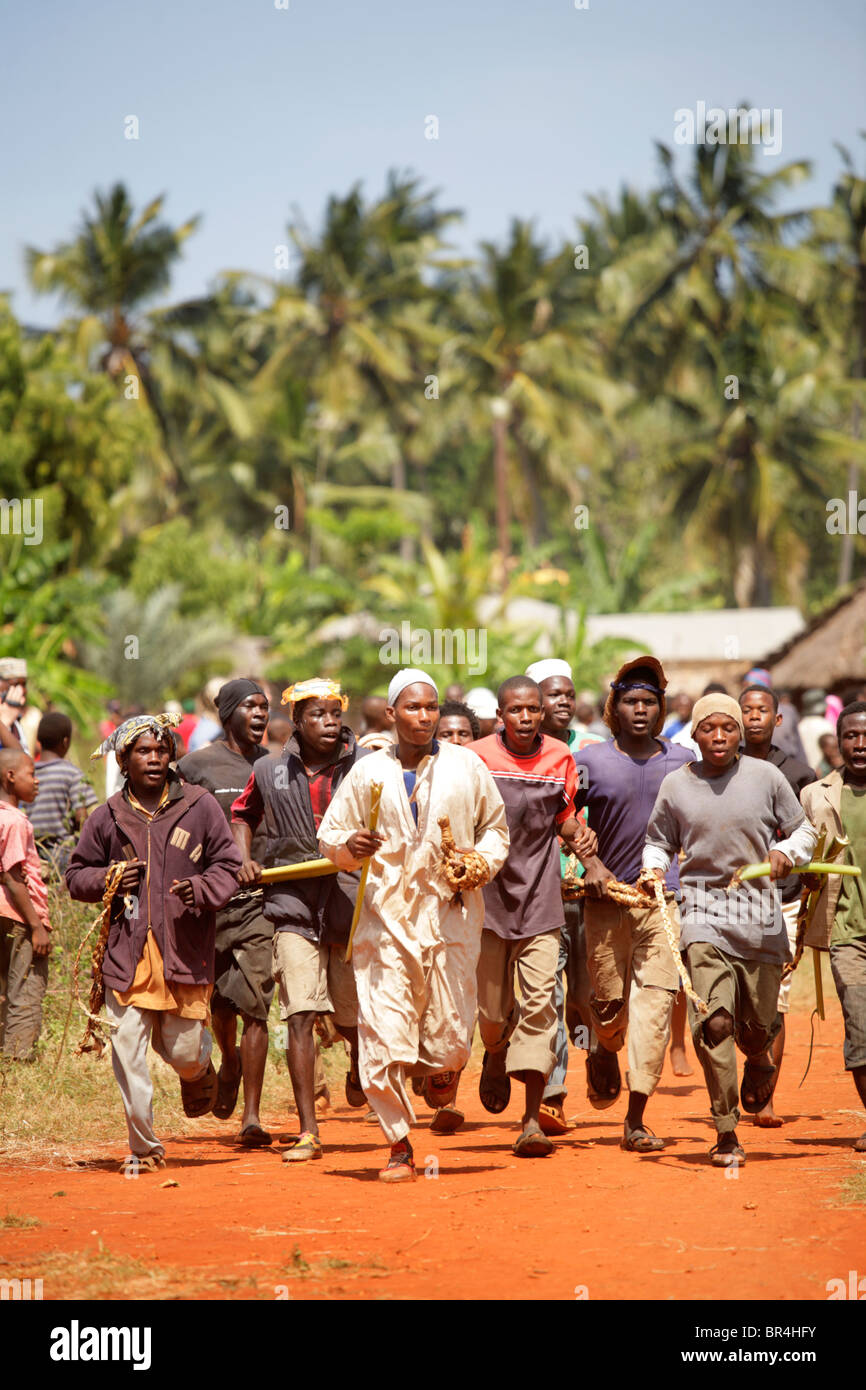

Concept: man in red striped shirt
[[472, 676, 596, 1157]]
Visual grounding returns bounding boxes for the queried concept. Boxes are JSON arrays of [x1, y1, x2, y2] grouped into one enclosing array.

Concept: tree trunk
[[515, 435, 547, 547], [491, 414, 510, 583], [733, 542, 755, 609], [308, 441, 325, 571], [836, 254, 866, 588], [392, 453, 415, 563]]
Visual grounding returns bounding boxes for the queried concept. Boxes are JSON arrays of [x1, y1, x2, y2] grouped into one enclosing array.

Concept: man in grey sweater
[[642, 694, 817, 1167]]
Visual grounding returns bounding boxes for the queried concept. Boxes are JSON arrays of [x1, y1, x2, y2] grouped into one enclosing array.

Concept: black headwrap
[[217, 679, 266, 726]]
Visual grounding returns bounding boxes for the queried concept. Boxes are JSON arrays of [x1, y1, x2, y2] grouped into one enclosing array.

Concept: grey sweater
[[643, 756, 816, 963]]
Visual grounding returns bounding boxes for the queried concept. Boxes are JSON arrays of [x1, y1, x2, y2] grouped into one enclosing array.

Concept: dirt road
[[1, 996, 863, 1301]]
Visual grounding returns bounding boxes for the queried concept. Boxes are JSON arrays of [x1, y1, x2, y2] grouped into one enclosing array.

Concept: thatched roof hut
[[763, 582, 866, 695]]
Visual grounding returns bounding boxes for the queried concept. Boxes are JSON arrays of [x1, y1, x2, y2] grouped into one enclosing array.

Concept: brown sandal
[[539, 1102, 570, 1136], [180, 1060, 218, 1118]]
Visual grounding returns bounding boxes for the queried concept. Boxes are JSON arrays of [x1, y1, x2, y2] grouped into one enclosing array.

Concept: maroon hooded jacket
[[65, 774, 242, 992]]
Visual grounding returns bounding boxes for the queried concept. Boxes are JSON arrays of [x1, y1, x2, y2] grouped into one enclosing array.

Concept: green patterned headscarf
[[91, 713, 181, 762]]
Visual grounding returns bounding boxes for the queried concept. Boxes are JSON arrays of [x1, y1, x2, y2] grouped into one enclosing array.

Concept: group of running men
[[3, 653, 864, 1183]]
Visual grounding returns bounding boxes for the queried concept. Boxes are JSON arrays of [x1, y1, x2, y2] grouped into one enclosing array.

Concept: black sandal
[[585, 1050, 621, 1110], [212, 1065, 241, 1120], [740, 1060, 777, 1115], [180, 1060, 218, 1118], [479, 1051, 511, 1114]]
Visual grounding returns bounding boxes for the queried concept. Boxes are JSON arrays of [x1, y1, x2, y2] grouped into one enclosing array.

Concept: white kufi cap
[[386, 668, 439, 707]]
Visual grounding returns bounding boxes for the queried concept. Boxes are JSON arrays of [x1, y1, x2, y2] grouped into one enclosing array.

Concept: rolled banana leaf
[[258, 859, 340, 883], [731, 861, 861, 885]]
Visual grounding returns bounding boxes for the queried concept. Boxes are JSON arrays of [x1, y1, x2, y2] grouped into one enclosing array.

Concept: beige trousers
[[584, 895, 680, 1097], [476, 927, 561, 1080]]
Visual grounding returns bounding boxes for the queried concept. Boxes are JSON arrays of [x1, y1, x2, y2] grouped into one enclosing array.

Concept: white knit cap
[[465, 686, 498, 719], [0, 658, 27, 680], [386, 668, 438, 707], [525, 659, 573, 686]]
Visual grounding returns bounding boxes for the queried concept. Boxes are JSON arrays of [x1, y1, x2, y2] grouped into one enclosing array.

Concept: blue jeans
[[544, 899, 598, 1102]]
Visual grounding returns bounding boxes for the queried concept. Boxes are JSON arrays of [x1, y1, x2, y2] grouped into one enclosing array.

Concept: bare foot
[[753, 1103, 784, 1128], [669, 1047, 693, 1077]]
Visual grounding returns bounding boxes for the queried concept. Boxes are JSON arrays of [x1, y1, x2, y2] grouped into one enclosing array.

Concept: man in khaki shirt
[[800, 700, 866, 1154]]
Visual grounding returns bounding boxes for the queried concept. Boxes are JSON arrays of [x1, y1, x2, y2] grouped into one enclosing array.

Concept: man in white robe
[[318, 669, 509, 1182]]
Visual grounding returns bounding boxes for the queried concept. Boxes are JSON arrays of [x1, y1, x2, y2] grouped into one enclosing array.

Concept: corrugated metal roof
[[585, 608, 805, 662], [489, 598, 805, 663]]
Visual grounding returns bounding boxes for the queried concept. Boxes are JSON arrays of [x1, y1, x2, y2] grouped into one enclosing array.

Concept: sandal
[[479, 1051, 511, 1114], [539, 1101, 571, 1136], [740, 1060, 777, 1115], [345, 1062, 366, 1109], [513, 1125, 554, 1158], [430, 1105, 465, 1135], [282, 1130, 323, 1163], [585, 1050, 621, 1110], [119, 1151, 165, 1176], [212, 1065, 241, 1120], [180, 1060, 218, 1118], [853, 1133, 866, 1153], [709, 1140, 746, 1167], [622, 1122, 665, 1153], [238, 1123, 272, 1148]]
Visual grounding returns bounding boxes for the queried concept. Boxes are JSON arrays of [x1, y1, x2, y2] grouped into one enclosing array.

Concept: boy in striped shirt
[[27, 713, 97, 875]]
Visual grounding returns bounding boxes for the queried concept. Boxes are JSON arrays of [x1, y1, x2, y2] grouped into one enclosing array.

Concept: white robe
[[318, 739, 509, 1142]]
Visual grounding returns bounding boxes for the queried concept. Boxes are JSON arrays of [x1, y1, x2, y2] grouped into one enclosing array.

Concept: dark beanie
[[216, 678, 265, 725]]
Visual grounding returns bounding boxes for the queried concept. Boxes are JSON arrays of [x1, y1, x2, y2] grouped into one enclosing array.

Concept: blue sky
[[3, 0, 864, 326]]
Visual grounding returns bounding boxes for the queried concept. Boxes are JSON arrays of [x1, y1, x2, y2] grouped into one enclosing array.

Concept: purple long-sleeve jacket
[[65, 774, 241, 991]]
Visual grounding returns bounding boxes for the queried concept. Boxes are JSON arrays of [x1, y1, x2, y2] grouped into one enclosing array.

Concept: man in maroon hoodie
[[66, 714, 242, 1175]]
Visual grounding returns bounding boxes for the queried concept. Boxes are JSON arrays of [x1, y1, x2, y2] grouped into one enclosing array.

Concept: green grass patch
[[280, 1245, 391, 1282], [0, 1211, 41, 1229], [837, 1170, 866, 1205], [0, 1243, 215, 1299], [0, 882, 354, 1164]]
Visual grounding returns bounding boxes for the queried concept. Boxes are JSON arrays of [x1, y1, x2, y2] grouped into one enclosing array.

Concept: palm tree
[[446, 220, 611, 572], [594, 132, 828, 604], [809, 139, 866, 586], [253, 172, 460, 567], [25, 184, 201, 489], [80, 586, 234, 707]]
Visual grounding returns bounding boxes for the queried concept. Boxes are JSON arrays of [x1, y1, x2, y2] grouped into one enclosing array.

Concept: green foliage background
[[3, 134, 866, 741]]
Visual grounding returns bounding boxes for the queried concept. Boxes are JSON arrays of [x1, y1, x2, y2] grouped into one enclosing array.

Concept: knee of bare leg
[[288, 1011, 315, 1037], [702, 1008, 733, 1049]]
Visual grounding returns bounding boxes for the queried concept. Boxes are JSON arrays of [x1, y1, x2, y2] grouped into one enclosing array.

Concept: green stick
[[733, 861, 861, 884]]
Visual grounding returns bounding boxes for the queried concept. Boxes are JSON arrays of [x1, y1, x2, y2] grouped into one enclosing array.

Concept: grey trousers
[[105, 991, 212, 1157], [0, 917, 48, 1060]]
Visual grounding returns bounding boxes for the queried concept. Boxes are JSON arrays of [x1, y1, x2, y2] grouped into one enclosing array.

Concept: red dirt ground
[[1, 996, 864, 1301]]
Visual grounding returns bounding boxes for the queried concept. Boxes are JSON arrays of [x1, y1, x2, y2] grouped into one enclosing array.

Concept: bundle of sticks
[[438, 816, 490, 892], [73, 860, 127, 1057], [561, 864, 707, 1013]]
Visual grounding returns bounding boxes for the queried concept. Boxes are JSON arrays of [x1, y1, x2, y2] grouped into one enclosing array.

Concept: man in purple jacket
[[66, 714, 242, 1175]]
